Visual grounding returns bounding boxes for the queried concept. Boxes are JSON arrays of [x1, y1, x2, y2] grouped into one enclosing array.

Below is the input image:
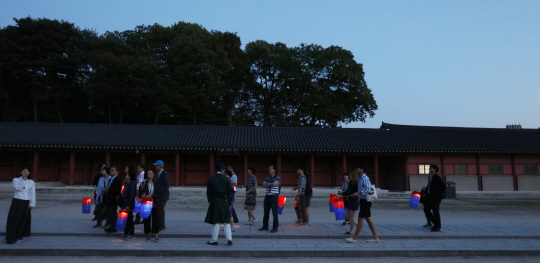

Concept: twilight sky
[[2, 0, 539, 129]]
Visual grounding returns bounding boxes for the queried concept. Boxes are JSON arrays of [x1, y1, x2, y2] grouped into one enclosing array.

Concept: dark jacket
[[122, 181, 137, 210], [105, 175, 123, 206], [156, 169, 170, 202], [138, 180, 162, 206], [204, 173, 234, 224], [427, 174, 446, 200]]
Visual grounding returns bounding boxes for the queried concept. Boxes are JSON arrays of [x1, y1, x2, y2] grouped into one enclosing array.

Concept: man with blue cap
[[153, 160, 170, 230]]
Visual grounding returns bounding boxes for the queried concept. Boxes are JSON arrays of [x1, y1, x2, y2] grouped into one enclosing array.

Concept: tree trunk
[[108, 102, 112, 124], [55, 98, 63, 123], [226, 85, 241, 126], [33, 98, 38, 123]]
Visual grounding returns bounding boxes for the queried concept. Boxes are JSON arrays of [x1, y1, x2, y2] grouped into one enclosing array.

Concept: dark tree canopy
[[0, 17, 377, 127]]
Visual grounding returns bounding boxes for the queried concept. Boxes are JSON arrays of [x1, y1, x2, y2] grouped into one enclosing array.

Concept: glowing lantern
[[334, 197, 346, 220], [409, 191, 421, 209], [134, 197, 141, 213], [277, 196, 286, 215], [115, 209, 129, 231], [329, 194, 337, 212], [121, 184, 125, 194], [233, 183, 237, 199], [82, 198, 91, 214], [140, 196, 153, 219]]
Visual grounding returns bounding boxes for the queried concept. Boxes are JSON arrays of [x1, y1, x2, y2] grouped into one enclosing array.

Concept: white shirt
[[148, 182, 154, 196], [137, 172, 145, 183], [95, 177, 107, 204], [13, 177, 36, 207]]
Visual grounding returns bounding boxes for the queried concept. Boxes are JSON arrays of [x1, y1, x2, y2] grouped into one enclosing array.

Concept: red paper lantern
[[329, 194, 337, 204], [278, 196, 287, 206], [333, 198, 346, 220]]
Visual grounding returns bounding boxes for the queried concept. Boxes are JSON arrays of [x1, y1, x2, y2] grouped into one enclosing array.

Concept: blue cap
[[153, 160, 164, 166]]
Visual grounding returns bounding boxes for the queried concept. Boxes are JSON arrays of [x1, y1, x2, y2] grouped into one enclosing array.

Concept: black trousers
[[231, 200, 238, 221], [298, 195, 307, 223], [95, 203, 103, 225], [5, 198, 31, 244], [263, 195, 279, 230], [124, 211, 134, 235], [424, 198, 442, 228], [158, 201, 166, 229], [106, 204, 118, 230], [144, 206, 160, 234]]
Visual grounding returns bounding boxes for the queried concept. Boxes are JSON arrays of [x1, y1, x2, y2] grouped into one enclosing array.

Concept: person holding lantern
[[343, 170, 359, 235], [205, 159, 234, 246], [5, 167, 35, 244], [133, 164, 146, 225], [139, 170, 161, 242], [121, 170, 137, 239], [104, 166, 124, 233]]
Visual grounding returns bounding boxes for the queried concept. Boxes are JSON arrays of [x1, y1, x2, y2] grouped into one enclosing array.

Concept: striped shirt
[[357, 174, 372, 200], [264, 175, 281, 195], [298, 175, 307, 195]]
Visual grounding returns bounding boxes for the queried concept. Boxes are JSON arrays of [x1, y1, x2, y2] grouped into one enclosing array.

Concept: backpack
[[305, 177, 313, 197]]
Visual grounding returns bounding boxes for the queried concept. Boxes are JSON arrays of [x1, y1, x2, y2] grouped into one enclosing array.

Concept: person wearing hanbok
[[204, 159, 234, 246], [5, 167, 36, 244]]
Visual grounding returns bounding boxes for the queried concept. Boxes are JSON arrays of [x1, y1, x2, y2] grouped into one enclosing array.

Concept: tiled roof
[[0, 122, 539, 153]]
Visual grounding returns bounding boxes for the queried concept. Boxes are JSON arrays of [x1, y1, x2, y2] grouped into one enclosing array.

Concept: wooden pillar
[[374, 153, 379, 188], [209, 152, 214, 176], [32, 150, 39, 182], [243, 154, 248, 187], [405, 155, 410, 191], [140, 152, 146, 166], [342, 154, 347, 174], [476, 154, 482, 191], [277, 153, 282, 176], [511, 154, 518, 191], [106, 151, 111, 166], [440, 154, 446, 181], [182, 157, 187, 186], [310, 153, 315, 187], [69, 151, 75, 186], [175, 153, 180, 187]]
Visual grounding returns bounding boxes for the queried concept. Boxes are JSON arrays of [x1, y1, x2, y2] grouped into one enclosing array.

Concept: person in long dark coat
[[5, 167, 35, 244], [121, 171, 137, 239], [205, 159, 234, 246]]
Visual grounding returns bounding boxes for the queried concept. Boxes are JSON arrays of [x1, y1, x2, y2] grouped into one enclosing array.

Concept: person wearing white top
[[5, 167, 36, 244]]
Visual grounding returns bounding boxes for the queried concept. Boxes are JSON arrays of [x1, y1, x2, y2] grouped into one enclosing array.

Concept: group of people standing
[[5, 161, 445, 246], [91, 160, 170, 242]]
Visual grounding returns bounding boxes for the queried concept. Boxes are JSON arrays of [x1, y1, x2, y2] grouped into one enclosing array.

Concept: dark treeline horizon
[[0, 17, 377, 127]]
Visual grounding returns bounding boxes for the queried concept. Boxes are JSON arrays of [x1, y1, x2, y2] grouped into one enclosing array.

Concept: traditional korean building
[[0, 122, 539, 191]]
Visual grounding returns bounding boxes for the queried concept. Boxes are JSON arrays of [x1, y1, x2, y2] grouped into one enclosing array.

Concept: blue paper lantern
[[115, 209, 129, 231], [334, 198, 346, 220], [82, 198, 91, 214], [409, 191, 421, 209], [140, 197, 153, 219], [134, 198, 141, 213]]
